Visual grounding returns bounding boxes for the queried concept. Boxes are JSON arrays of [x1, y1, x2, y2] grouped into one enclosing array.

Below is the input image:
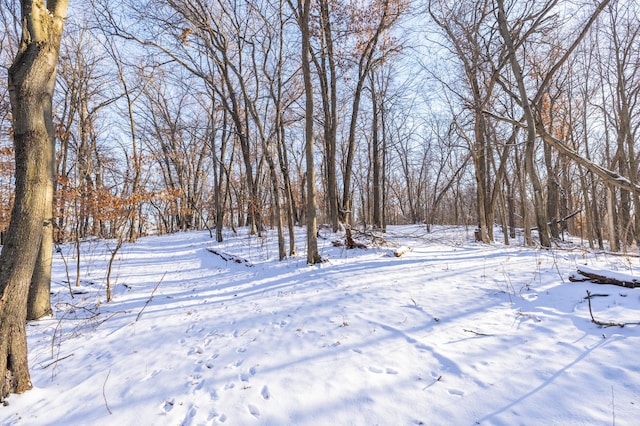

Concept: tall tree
[[290, 0, 322, 263], [340, 0, 404, 226], [0, 0, 69, 400], [428, 0, 507, 243], [495, 0, 551, 247]]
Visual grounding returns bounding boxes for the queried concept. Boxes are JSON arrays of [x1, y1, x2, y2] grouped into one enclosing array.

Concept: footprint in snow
[[272, 320, 288, 328], [448, 389, 464, 397], [186, 405, 197, 419], [162, 399, 175, 413], [261, 385, 271, 400], [188, 346, 204, 355], [204, 353, 219, 369], [368, 366, 398, 375], [193, 380, 205, 392], [142, 369, 161, 381], [207, 409, 219, 421], [248, 404, 260, 418], [240, 364, 258, 382], [210, 388, 219, 401], [180, 406, 198, 426]]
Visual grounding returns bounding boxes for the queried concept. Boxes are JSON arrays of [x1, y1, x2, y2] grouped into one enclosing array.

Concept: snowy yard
[[1, 225, 639, 425]]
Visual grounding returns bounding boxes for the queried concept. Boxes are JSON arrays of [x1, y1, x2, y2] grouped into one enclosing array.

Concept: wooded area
[[2, 0, 639, 253], [1, 0, 639, 400]]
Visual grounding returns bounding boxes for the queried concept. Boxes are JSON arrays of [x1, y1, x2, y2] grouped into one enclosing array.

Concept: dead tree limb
[[570, 267, 640, 288], [585, 291, 626, 327], [393, 246, 411, 257], [206, 248, 253, 266], [345, 228, 367, 249]]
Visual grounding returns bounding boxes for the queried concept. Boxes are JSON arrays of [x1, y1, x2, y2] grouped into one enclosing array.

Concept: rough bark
[[0, 0, 68, 400], [570, 267, 640, 289], [298, 0, 321, 264], [27, 94, 55, 320]]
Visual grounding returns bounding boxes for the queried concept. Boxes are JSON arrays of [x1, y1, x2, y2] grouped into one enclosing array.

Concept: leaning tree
[[0, 0, 68, 400]]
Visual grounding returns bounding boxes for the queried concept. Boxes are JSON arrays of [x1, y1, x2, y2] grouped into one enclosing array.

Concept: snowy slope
[[1, 225, 639, 425]]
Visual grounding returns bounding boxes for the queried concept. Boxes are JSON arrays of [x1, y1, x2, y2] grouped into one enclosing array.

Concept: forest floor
[[1, 225, 639, 425]]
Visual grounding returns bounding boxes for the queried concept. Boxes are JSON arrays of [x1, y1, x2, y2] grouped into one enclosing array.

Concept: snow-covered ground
[[1, 225, 639, 425]]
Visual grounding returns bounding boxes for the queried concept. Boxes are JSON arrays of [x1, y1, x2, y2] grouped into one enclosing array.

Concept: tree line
[[1, 0, 639, 399]]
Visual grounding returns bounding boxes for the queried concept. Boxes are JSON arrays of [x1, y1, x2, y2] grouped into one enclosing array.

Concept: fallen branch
[[352, 228, 388, 246], [206, 248, 253, 266], [393, 246, 411, 257], [463, 329, 491, 336], [585, 291, 626, 327], [42, 353, 74, 369], [571, 266, 640, 288], [135, 272, 166, 323], [583, 293, 609, 299], [103, 369, 112, 415], [345, 228, 367, 249]]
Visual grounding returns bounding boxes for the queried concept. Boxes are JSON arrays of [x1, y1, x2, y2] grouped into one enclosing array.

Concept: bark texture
[[0, 0, 68, 400]]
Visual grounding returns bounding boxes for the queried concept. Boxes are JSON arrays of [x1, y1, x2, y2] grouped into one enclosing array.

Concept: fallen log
[[393, 246, 411, 257], [345, 228, 367, 249], [206, 248, 253, 266], [570, 266, 640, 288], [585, 291, 626, 327]]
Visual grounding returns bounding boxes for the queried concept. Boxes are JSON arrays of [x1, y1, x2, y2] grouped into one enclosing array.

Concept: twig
[[56, 244, 74, 299], [42, 353, 75, 369], [103, 369, 112, 415], [611, 385, 616, 426], [135, 272, 166, 322], [463, 329, 491, 336], [586, 291, 626, 327], [206, 248, 253, 266], [105, 238, 124, 302], [583, 293, 609, 299]]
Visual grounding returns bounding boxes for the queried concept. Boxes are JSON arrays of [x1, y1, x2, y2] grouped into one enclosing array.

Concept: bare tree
[[0, 0, 69, 400], [340, 0, 405, 226], [290, 0, 321, 263], [495, 0, 551, 247]]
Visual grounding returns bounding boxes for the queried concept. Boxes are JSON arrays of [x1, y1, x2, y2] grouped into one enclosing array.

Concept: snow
[[2, 225, 640, 425], [576, 265, 640, 285]]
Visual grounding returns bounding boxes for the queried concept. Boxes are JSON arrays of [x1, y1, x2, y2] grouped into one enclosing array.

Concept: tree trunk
[[27, 204, 54, 320], [314, 0, 339, 233], [370, 73, 382, 229], [496, 0, 550, 247], [0, 0, 69, 400], [296, 0, 321, 264], [27, 43, 57, 320]]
